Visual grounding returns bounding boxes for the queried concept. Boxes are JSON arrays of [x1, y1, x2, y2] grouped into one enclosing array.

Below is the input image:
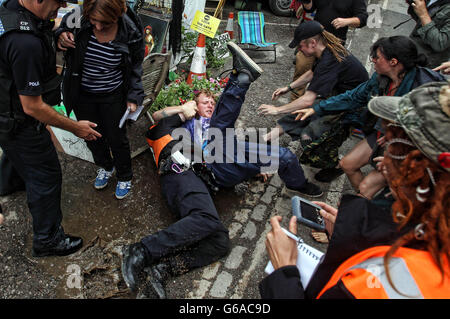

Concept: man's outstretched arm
[[19, 95, 101, 141], [258, 90, 317, 116]]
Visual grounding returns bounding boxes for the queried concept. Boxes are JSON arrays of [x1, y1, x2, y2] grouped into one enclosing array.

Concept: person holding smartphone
[[260, 82, 450, 299]]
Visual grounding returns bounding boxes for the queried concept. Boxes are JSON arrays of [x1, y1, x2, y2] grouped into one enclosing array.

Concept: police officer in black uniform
[[0, 0, 101, 257]]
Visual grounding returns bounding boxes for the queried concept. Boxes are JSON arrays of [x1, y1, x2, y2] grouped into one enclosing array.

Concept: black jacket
[[305, 0, 368, 42], [259, 193, 413, 299], [0, 0, 61, 135], [55, 7, 145, 116]]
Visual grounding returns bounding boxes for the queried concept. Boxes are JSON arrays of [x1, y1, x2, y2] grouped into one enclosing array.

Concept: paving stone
[[233, 209, 250, 224], [273, 196, 292, 217], [260, 185, 277, 204], [269, 173, 282, 187], [224, 246, 247, 269], [188, 280, 211, 299], [249, 181, 265, 194], [202, 262, 221, 280], [209, 271, 233, 298], [244, 193, 259, 206], [251, 204, 267, 221], [228, 222, 242, 239], [240, 221, 256, 240]]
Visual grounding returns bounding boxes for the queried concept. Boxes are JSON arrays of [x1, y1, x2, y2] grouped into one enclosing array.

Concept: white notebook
[[265, 228, 324, 289]]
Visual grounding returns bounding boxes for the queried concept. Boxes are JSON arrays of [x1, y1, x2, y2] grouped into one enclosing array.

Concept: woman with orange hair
[[260, 82, 450, 299]]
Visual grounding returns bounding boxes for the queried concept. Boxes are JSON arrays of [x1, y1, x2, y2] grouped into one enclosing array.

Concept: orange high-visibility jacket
[[317, 246, 450, 299], [146, 123, 173, 167], [145, 115, 185, 167]]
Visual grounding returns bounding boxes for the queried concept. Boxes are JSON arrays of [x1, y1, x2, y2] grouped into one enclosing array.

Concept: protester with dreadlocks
[[289, 0, 368, 101], [258, 21, 368, 181]]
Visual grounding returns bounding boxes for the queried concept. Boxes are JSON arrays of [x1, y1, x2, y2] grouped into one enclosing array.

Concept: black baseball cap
[[288, 21, 324, 48]]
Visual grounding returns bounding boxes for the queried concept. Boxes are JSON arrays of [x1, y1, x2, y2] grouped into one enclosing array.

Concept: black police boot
[[32, 235, 83, 257], [121, 242, 151, 292], [227, 41, 263, 83], [138, 262, 171, 299]]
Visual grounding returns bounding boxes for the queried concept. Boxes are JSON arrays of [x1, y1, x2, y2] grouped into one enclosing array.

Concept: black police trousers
[[141, 169, 230, 275], [0, 125, 64, 249]]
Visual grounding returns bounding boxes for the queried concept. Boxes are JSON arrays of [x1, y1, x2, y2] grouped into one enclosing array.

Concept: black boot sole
[[32, 243, 83, 257], [226, 41, 263, 80]]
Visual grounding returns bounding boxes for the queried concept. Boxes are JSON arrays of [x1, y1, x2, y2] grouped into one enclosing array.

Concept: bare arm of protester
[[259, 90, 317, 116], [272, 70, 314, 100]]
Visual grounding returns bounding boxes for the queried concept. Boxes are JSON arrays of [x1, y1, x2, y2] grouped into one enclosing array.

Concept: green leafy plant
[[150, 76, 229, 113], [180, 27, 229, 69]]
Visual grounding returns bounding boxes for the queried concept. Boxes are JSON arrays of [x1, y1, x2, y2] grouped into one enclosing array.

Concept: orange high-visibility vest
[[145, 124, 173, 167], [317, 246, 450, 299]]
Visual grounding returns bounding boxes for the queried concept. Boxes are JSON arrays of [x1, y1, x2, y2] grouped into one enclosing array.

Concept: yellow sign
[[190, 10, 221, 38]]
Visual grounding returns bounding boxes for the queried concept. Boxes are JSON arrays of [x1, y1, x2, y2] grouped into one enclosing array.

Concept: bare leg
[[339, 138, 372, 191], [358, 170, 387, 200]]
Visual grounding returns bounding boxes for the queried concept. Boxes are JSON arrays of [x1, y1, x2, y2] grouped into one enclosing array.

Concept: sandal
[[311, 230, 329, 244]]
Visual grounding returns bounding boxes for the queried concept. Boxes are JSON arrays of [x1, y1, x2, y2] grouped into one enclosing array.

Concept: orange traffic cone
[[225, 12, 234, 39], [186, 33, 207, 85]]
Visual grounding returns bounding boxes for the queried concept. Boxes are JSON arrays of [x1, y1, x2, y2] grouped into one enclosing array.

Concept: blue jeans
[[207, 75, 307, 189]]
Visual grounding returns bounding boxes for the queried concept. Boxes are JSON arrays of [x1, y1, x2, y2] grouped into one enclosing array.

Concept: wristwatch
[[288, 84, 294, 91]]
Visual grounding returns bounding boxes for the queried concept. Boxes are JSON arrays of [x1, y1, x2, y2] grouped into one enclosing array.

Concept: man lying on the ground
[[121, 42, 322, 298]]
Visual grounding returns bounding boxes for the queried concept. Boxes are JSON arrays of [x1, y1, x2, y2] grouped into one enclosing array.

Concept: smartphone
[[291, 196, 326, 232]]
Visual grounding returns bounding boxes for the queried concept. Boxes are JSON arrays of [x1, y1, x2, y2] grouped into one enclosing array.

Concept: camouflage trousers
[[298, 114, 351, 169]]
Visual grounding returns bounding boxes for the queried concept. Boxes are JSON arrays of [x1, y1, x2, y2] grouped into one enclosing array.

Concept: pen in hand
[[281, 227, 303, 244]]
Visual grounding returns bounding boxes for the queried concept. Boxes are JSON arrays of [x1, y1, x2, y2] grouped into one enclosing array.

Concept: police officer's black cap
[[288, 21, 324, 48]]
